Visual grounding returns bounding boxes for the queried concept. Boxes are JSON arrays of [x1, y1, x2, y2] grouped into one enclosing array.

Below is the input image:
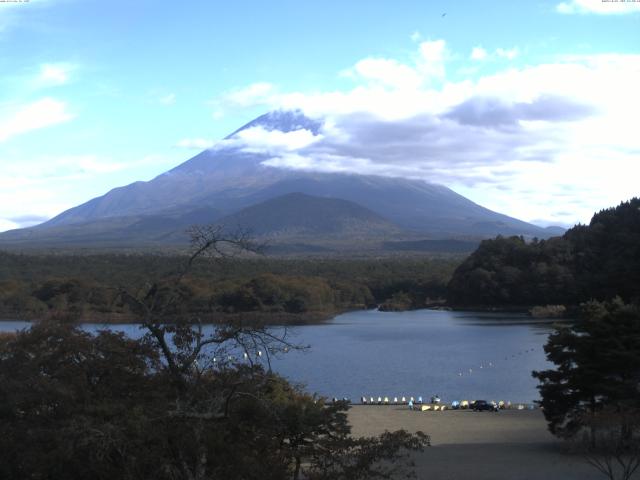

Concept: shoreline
[[0, 303, 568, 326], [0, 309, 343, 326]]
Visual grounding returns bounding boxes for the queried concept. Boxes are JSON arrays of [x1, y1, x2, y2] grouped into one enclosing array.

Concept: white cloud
[[0, 152, 181, 232], [496, 47, 519, 60], [0, 155, 104, 232], [75, 156, 128, 174], [223, 126, 322, 153], [219, 40, 457, 121], [4, 214, 50, 228], [346, 57, 423, 89], [212, 82, 275, 118], [224, 82, 275, 107], [557, 0, 640, 14], [0, 154, 128, 178], [419, 39, 446, 63], [469, 46, 519, 62], [410, 31, 421, 42], [175, 138, 214, 149], [0, 218, 19, 232], [0, 97, 74, 142], [39, 63, 74, 85], [215, 40, 640, 226], [470, 46, 488, 61], [556, 2, 575, 14], [416, 39, 447, 79]]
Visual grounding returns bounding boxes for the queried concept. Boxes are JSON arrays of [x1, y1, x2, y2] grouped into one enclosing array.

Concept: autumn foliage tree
[[0, 226, 429, 480]]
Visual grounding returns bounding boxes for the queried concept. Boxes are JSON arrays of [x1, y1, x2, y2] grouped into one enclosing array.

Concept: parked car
[[472, 400, 498, 412]]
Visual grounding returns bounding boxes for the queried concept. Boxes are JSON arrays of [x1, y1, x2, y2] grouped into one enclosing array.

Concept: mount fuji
[[0, 110, 558, 252]]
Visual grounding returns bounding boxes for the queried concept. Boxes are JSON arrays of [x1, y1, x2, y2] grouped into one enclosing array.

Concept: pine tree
[[533, 299, 640, 439]]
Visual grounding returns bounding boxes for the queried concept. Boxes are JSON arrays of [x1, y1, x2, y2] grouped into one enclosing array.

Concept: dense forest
[[448, 198, 640, 308], [0, 253, 459, 323]]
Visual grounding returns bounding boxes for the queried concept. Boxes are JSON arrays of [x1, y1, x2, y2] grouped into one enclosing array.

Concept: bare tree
[[106, 225, 428, 480], [115, 226, 301, 480], [122, 225, 299, 377]]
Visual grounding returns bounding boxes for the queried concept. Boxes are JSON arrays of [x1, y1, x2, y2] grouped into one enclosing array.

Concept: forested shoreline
[[1, 198, 638, 324], [0, 254, 458, 324]]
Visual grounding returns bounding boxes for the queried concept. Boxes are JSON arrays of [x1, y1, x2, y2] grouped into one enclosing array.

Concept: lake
[[0, 309, 556, 403]]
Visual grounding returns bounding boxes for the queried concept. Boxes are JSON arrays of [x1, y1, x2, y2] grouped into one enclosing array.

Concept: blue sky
[[0, 0, 639, 231]]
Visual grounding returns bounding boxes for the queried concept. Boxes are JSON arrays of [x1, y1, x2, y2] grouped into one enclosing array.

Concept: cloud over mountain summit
[[214, 42, 640, 227]]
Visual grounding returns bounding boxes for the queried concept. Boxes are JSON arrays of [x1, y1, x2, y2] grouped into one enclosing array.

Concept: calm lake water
[[1, 309, 556, 403]]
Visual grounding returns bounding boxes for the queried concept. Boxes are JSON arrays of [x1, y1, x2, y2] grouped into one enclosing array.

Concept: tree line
[[447, 198, 640, 307], [0, 254, 458, 323]]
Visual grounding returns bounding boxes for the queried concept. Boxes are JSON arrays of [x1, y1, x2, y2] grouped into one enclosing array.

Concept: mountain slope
[[217, 192, 401, 237], [0, 207, 222, 246], [222, 173, 543, 236], [1, 110, 553, 247]]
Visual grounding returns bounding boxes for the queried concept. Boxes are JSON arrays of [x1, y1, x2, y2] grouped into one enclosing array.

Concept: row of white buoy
[[212, 350, 263, 363], [222, 347, 290, 362], [456, 348, 536, 377]]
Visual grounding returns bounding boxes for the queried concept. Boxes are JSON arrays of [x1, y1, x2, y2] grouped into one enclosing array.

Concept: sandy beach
[[348, 406, 606, 480]]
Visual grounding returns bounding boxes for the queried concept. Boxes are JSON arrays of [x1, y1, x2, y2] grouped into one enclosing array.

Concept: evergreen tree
[[448, 198, 640, 307], [533, 299, 640, 439]]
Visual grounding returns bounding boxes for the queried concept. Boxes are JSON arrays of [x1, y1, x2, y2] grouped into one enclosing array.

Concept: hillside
[[447, 198, 640, 306], [0, 207, 222, 247], [217, 193, 400, 237]]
